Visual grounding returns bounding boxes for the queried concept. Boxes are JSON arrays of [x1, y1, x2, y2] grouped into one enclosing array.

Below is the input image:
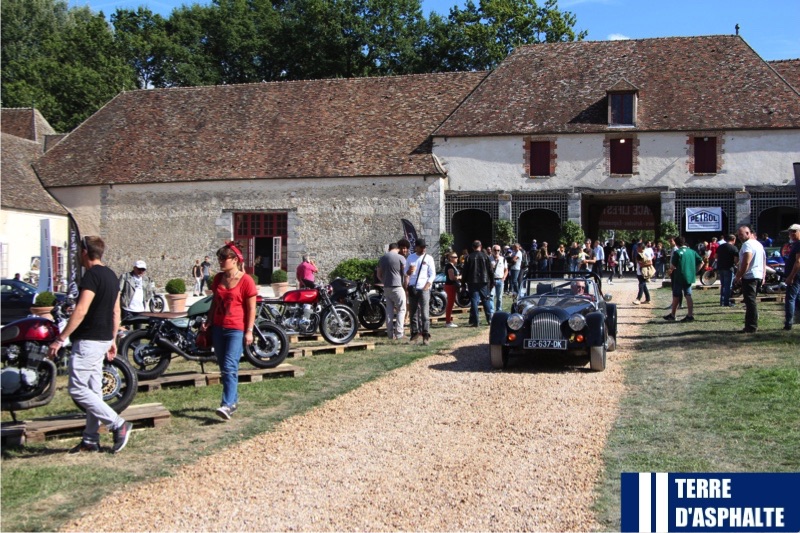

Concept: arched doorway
[[518, 209, 561, 250], [452, 209, 492, 254], [758, 206, 800, 246]]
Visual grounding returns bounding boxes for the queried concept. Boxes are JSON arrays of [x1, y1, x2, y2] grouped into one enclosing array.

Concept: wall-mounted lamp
[[703, 137, 708, 141], [619, 139, 625, 144]]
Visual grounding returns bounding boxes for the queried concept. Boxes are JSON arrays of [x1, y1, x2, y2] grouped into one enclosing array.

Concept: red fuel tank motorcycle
[[1, 301, 138, 421], [257, 284, 358, 345]]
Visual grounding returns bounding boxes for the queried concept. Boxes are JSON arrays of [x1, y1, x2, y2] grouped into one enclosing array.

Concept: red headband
[[226, 243, 244, 263]]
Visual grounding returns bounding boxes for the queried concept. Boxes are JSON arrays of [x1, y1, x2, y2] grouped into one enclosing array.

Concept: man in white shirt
[[592, 240, 605, 276], [734, 225, 767, 333], [406, 239, 436, 345], [490, 246, 508, 312], [508, 243, 523, 294], [119, 260, 153, 318]]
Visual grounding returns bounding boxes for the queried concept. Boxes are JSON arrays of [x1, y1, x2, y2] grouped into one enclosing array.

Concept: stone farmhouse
[[1, 108, 69, 285], [31, 34, 800, 284]]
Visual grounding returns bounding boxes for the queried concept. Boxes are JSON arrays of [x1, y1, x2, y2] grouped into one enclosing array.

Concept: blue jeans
[[718, 269, 734, 306], [636, 274, 650, 302], [785, 278, 800, 328], [493, 279, 504, 312], [509, 269, 521, 294], [213, 326, 244, 407], [468, 283, 494, 326]]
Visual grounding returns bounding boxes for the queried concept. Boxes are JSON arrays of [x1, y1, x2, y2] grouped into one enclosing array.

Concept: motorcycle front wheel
[[150, 295, 166, 313], [244, 321, 290, 368], [319, 305, 358, 345], [456, 288, 471, 308], [73, 357, 139, 414], [700, 270, 717, 286], [429, 291, 447, 317], [358, 297, 386, 330], [119, 329, 172, 380]]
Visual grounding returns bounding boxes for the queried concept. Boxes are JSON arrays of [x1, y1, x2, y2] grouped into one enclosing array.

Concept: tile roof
[[436, 35, 800, 137], [769, 59, 800, 91], [1, 133, 68, 215], [35, 71, 487, 187], [1, 108, 56, 142]]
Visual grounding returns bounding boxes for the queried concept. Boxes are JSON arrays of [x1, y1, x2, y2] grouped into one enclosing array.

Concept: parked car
[[1, 279, 67, 325], [488, 272, 617, 371]]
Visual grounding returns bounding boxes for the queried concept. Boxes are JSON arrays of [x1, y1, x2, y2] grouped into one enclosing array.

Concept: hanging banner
[[38, 220, 53, 293], [598, 205, 655, 230], [401, 219, 418, 249], [66, 214, 82, 299], [685, 207, 722, 232]]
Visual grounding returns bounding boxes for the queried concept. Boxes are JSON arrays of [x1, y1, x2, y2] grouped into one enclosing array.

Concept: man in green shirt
[[664, 236, 704, 322]]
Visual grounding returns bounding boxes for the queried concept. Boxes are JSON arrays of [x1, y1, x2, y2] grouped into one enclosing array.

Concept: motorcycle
[[1, 300, 138, 421], [257, 283, 358, 345], [147, 283, 167, 313], [428, 274, 449, 317], [330, 278, 387, 330], [700, 260, 718, 286], [118, 296, 289, 381]]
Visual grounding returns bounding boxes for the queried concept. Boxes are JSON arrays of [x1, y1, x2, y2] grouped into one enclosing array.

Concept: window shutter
[[530, 141, 551, 176], [272, 237, 282, 270], [694, 137, 717, 173], [610, 139, 633, 174]]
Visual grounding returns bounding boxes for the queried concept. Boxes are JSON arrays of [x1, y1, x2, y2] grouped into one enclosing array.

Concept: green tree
[[1, 0, 135, 131], [431, 0, 586, 71], [560, 220, 585, 245], [494, 219, 515, 246], [112, 8, 170, 89]]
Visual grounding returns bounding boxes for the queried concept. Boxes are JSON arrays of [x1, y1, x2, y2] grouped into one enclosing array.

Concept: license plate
[[524, 339, 566, 350]]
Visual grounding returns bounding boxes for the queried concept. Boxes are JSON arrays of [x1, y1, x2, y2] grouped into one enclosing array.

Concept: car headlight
[[568, 314, 586, 331], [516, 300, 535, 315], [507, 313, 524, 331]]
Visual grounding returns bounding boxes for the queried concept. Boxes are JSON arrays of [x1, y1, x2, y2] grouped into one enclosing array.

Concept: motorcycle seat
[[138, 311, 189, 319]]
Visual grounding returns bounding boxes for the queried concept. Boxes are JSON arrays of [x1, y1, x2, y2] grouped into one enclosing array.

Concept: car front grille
[[530, 312, 565, 341]]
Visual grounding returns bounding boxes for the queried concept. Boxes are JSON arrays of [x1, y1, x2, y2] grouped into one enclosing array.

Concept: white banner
[[38, 219, 53, 293], [685, 207, 722, 232]]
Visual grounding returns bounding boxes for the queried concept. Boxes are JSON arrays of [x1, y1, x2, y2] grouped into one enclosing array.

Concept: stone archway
[[451, 209, 493, 254], [518, 209, 561, 249], [757, 206, 800, 245]]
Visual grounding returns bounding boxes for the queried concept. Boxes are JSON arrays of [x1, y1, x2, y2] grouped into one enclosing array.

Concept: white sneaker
[[445, 322, 459, 328]]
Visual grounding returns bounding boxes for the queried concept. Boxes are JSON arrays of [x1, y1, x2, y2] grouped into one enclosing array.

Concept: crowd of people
[[44, 222, 800, 454]]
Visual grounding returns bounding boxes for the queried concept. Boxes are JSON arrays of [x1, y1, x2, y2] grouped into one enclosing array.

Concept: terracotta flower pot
[[271, 282, 289, 297], [165, 294, 187, 313], [30, 306, 55, 321]]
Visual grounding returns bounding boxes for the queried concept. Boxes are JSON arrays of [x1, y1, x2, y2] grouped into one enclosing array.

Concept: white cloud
[[608, 33, 631, 41]]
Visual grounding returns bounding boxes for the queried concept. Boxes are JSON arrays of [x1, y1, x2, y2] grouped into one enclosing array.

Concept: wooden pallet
[[138, 371, 207, 392], [205, 364, 305, 385], [288, 341, 375, 358], [730, 295, 785, 303], [288, 332, 362, 343], [1, 403, 171, 446]]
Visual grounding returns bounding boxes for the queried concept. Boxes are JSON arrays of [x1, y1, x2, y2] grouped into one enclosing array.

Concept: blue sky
[[73, 0, 800, 61]]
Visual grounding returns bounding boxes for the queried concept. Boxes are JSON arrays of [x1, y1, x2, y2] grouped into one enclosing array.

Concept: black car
[[489, 272, 617, 371], [1, 279, 67, 325]]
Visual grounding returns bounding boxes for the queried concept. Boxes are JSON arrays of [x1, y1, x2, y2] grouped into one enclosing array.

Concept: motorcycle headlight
[[568, 314, 586, 331], [507, 313, 524, 331]]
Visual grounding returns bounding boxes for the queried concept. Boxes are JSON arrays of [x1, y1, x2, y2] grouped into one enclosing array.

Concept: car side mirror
[[604, 293, 612, 302]]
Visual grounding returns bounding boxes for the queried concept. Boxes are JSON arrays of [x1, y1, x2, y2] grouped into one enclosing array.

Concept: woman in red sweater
[[204, 243, 257, 420]]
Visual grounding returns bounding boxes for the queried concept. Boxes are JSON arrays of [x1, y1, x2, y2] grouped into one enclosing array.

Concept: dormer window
[[610, 93, 635, 125], [606, 79, 639, 127]]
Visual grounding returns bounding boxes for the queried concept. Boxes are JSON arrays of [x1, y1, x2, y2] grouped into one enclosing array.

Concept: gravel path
[[64, 279, 646, 532]]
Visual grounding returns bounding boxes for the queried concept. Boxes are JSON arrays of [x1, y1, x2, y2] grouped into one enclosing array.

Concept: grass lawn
[[1, 307, 486, 532], [594, 284, 800, 530]]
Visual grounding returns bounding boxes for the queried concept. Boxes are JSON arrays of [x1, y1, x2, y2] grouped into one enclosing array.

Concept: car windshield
[[521, 278, 597, 299]]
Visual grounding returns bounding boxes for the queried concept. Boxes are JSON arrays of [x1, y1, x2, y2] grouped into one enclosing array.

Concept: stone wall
[[63, 176, 443, 290]]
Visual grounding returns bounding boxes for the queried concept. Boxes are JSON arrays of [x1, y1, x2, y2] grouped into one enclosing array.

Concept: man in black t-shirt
[[47, 236, 132, 454], [715, 234, 739, 307]]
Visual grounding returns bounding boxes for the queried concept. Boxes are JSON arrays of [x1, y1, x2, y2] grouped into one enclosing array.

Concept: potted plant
[[164, 278, 187, 312], [31, 291, 57, 320], [270, 269, 289, 297]]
